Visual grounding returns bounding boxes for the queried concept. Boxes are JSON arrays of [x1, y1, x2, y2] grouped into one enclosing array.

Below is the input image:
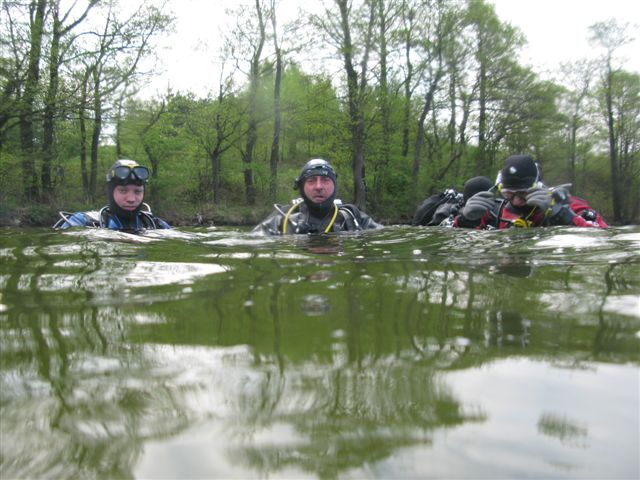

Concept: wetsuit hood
[[294, 159, 337, 217]]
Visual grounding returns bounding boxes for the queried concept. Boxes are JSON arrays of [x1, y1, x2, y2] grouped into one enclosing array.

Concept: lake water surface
[[1, 225, 639, 479]]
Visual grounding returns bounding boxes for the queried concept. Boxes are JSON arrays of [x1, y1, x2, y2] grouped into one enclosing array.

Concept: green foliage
[[1, 0, 638, 225], [0, 152, 22, 204]]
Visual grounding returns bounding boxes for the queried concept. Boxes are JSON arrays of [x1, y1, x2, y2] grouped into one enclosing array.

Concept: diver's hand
[[461, 191, 495, 220], [547, 187, 576, 225], [525, 187, 552, 211]]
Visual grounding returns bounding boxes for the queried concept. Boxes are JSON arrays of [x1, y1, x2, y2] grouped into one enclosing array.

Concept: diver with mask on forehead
[[54, 159, 171, 232], [253, 158, 382, 235]]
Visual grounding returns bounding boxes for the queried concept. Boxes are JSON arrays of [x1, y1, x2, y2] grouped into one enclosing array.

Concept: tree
[[41, 0, 97, 198], [557, 59, 597, 193], [466, 0, 524, 175], [370, 0, 400, 208], [311, 0, 377, 208], [228, 0, 268, 205], [187, 69, 243, 206], [75, 0, 172, 200], [18, 0, 46, 200], [398, 0, 418, 159], [0, 2, 27, 144], [595, 70, 640, 222], [410, 0, 450, 197], [589, 19, 634, 222]]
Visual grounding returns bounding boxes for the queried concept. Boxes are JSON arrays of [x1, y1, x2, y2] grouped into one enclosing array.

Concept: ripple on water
[[30, 261, 228, 292]]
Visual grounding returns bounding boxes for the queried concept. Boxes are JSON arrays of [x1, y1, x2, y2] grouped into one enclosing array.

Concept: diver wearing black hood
[[253, 159, 381, 235], [54, 159, 171, 231], [453, 154, 608, 229]]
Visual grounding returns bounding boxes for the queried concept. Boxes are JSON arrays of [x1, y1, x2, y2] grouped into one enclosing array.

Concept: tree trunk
[[143, 144, 158, 178], [605, 64, 622, 222], [115, 94, 124, 158], [42, 8, 62, 198], [401, 3, 415, 158], [373, 0, 391, 208], [569, 118, 578, 192], [476, 34, 488, 175], [337, 0, 371, 208], [412, 74, 442, 196], [243, 0, 266, 205], [269, 4, 282, 203], [89, 71, 102, 201], [19, 0, 47, 200], [79, 84, 89, 197], [210, 149, 221, 206], [401, 38, 413, 158]]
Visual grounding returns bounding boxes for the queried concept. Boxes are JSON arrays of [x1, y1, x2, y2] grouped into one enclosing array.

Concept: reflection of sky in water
[[130, 346, 639, 479], [125, 262, 227, 287], [63, 228, 158, 243], [29, 261, 227, 291], [541, 292, 640, 318], [393, 359, 639, 479], [206, 252, 309, 260], [533, 233, 607, 249]]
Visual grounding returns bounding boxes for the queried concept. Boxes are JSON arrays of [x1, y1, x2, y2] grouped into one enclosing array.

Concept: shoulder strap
[[53, 211, 75, 229], [139, 210, 159, 229], [99, 206, 113, 228]]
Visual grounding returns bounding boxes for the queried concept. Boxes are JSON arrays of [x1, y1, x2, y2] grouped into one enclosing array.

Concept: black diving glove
[[461, 191, 496, 221], [525, 187, 552, 211], [546, 188, 576, 225]]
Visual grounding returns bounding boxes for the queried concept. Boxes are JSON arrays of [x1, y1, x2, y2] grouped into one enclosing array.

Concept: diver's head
[[463, 175, 493, 202], [498, 155, 541, 209], [293, 159, 337, 216], [106, 159, 149, 218], [500, 155, 540, 191]]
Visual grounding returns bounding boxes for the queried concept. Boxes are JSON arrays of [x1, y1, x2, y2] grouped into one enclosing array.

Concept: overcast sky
[[140, 0, 639, 99], [492, 0, 639, 75]]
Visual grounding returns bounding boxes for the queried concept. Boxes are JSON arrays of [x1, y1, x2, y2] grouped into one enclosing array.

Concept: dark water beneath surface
[[1, 225, 639, 479]]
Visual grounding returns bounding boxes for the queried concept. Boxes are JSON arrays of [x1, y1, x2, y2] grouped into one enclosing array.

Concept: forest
[[1, 0, 638, 226]]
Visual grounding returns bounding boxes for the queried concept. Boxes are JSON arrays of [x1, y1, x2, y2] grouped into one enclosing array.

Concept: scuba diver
[[412, 175, 495, 227], [53, 159, 171, 232], [253, 158, 382, 235], [454, 155, 608, 229]]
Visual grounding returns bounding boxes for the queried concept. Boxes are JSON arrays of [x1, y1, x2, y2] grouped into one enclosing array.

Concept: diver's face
[[509, 193, 527, 208], [501, 189, 528, 208], [113, 184, 144, 211], [303, 176, 334, 204]]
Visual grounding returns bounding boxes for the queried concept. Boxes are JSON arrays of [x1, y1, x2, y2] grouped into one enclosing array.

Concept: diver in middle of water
[[253, 158, 382, 235]]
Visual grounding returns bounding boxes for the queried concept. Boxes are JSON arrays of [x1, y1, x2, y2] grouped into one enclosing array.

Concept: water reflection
[[0, 226, 638, 479], [485, 311, 530, 348], [537, 412, 588, 447]]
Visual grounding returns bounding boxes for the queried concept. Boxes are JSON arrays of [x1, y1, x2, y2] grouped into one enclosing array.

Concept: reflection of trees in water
[[1, 231, 242, 480], [484, 311, 530, 348], [228, 353, 484, 478], [537, 412, 588, 447], [594, 262, 637, 359], [0, 306, 196, 479], [2, 228, 638, 478], [217, 256, 487, 477], [393, 254, 639, 363]]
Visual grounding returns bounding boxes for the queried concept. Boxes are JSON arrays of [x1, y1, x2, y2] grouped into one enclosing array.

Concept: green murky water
[[1, 225, 639, 479]]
